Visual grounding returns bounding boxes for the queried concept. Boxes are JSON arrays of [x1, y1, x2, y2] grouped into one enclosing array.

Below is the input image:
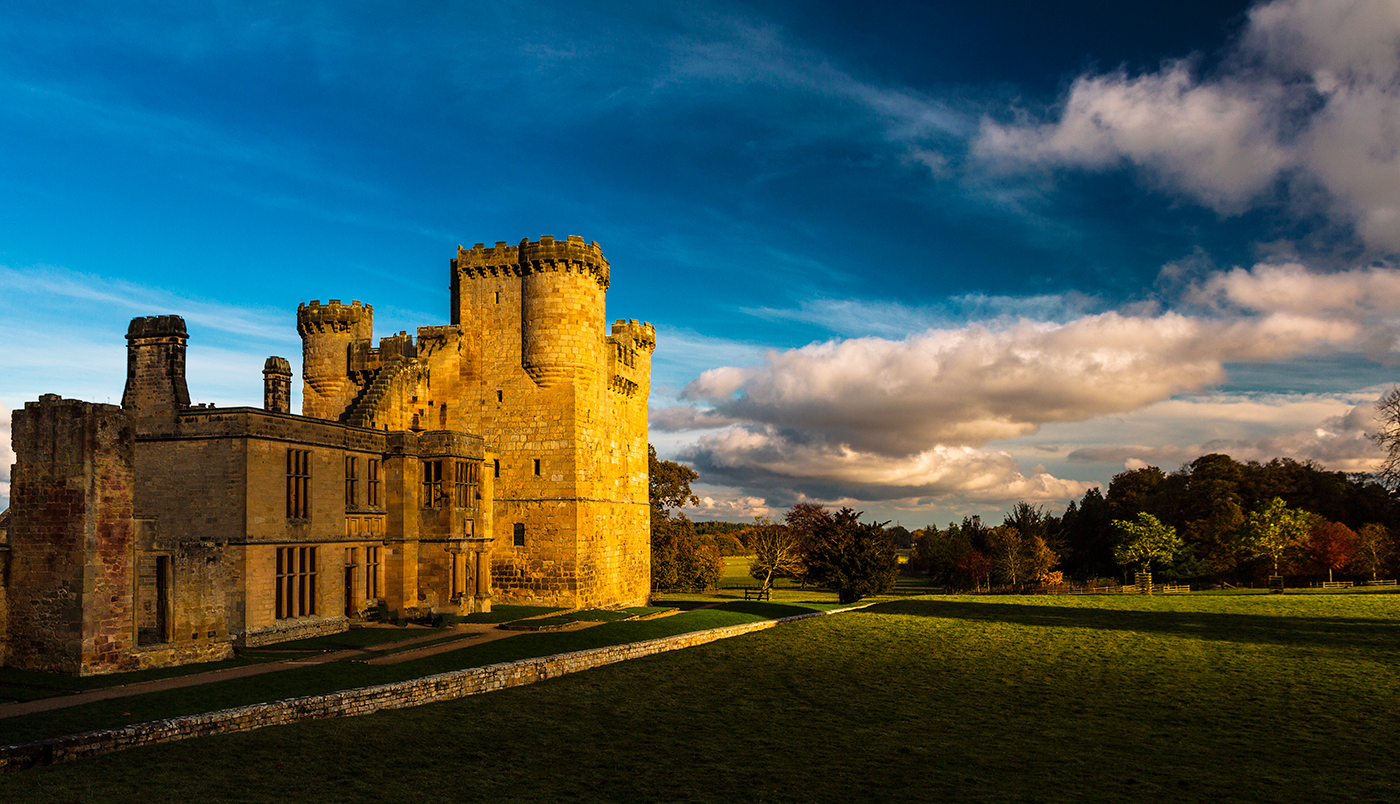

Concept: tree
[[783, 503, 833, 586], [748, 522, 804, 598], [1309, 519, 1357, 583], [1245, 497, 1314, 576], [649, 443, 698, 517], [803, 508, 899, 603], [649, 444, 721, 592], [955, 549, 993, 592], [988, 525, 1058, 590], [1111, 512, 1183, 574], [1353, 523, 1394, 582], [1372, 386, 1400, 489]]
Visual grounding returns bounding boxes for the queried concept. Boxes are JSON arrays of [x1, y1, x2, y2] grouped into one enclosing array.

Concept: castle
[[0, 235, 655, 675]]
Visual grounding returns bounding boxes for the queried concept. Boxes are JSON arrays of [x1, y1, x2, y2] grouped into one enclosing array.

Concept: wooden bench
[[743, 587, 771, 601]]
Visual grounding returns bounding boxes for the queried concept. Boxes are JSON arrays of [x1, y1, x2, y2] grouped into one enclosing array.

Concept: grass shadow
[[861, 598, 1400, 655]]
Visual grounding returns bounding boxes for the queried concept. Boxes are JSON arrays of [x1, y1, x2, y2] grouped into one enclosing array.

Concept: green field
[[4, 591, 1399, 802]]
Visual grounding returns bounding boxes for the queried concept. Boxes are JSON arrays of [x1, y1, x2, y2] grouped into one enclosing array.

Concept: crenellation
[[3, 234, 651, 675]]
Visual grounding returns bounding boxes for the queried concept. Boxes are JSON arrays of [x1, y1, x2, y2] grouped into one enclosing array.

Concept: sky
[[2, 0, 1399, 527]]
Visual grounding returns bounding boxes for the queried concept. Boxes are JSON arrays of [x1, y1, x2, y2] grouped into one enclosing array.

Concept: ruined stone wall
[[7, 397, 136, 676]]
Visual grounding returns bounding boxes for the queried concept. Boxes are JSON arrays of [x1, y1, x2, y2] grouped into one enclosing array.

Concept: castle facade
[[0, 235, 654, 675]]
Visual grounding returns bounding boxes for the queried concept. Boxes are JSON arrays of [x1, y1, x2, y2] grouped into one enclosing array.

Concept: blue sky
[[3, 0, 1399, 526]]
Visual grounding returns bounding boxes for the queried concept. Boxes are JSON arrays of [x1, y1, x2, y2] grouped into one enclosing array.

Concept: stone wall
[[7, 397, 136, 675], [0, 606, 860, 771]]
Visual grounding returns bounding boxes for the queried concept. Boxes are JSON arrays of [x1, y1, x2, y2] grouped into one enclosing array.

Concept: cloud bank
[[661, 262, 1397, 508], [976, 0, 1400, 251]]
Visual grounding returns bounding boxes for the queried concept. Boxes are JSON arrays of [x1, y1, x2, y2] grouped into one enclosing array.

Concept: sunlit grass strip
[[0, 601, 833, 745], [0, 606, 862, 771]]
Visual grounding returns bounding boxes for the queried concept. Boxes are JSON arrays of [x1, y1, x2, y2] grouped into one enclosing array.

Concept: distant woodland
[[679, 453, 1400, 592]]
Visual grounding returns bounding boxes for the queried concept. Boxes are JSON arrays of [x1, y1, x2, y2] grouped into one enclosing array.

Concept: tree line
[[913, 454, 1400, 589], [649, 446, 898, 602]]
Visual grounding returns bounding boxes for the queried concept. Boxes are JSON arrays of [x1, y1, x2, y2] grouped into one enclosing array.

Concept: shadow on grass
[[860, 598, 1400, 655], [710, 601, 823, 619]]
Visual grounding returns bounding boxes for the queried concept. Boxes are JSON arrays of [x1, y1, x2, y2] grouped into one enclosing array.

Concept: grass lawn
[[0, 601, 828, 745], [5, 591, 1400, 802]]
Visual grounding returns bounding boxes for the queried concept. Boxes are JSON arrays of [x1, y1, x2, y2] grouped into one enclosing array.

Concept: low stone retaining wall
[[1, 606, 857, 771], [239, 614, 349, 647]]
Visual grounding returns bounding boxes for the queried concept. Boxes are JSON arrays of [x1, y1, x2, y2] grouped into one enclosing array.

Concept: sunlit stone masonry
[[0, 236, 654, 675]]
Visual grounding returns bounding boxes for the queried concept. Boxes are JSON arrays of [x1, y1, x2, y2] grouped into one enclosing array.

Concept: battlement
[[127, 315, 188, 341], [453, 235, 610, 289], [611, 319, 657, 352], [296, 299, 373, 337]]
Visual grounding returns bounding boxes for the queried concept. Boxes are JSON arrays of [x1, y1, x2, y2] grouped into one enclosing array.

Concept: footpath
[[0, 603, 859, 772], [0, 619, 568, 720]]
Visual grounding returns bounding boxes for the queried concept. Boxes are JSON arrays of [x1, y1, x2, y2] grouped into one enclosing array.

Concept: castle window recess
[[514, 522, 526, 547], [286, 449, 310, 519], [493, 459, 500, 478], [345, 456, 358, 506], [454, 460, 480, 508], [496, 390, 503, 403], [276, 546, 317, 619], [366, 546, 381, 599], [367, 459, 381, 507], [423, 460, 445, 508], [495, 291, 501, 304], [534, 458, 541, 476]]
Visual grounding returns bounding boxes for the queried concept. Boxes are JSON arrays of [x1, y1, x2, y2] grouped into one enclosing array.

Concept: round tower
[[296, 299, 373, 420], [519, 235, 609, 388]]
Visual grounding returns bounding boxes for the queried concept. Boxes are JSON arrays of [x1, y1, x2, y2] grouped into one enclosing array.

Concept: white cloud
[[682, 425, 1097, 506], [0, 403, 12, 511], [668, 302, 1366, 456], [1064, 395, 1384, 474], [664, 262, 1400, 512], [975, 0, 1400, 251]]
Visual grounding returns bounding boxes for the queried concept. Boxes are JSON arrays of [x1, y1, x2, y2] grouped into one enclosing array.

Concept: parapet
[[296, 299, 373, 337], [453, 235, 610, 290], [126, 315, 188, 341], [611, 318, 657, 352]]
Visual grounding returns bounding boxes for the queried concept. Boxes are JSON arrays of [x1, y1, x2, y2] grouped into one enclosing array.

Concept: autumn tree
[[1309, 519, 1357, 583], [1111, 513, 1183, 574], [1353, 523, 1394, 582], [803, 508, 899, 603], [1245, 497, 1314, 577], [648, 444, 721, 592], [784, 503, 832, 585], [989, 525, 1057, 590]]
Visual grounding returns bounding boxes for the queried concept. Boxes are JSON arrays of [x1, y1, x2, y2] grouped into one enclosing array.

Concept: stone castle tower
[[296, 235, 654, 608], [1, 234, 653, 676]]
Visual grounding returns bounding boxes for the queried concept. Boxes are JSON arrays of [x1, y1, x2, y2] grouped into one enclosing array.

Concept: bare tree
[[1371, 387, 1400, 488]]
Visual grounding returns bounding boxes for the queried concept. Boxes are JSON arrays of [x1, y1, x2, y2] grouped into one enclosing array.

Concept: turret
[[452, 235, 610, 388], [297, 300, 373, 420], [122, 315, 190, 417], [262, 356, 292, 414]]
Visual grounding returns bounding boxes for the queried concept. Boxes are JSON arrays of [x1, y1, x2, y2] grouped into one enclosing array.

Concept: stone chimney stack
[[263, 356, 292, 414], [121, 315, 191, 417]]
